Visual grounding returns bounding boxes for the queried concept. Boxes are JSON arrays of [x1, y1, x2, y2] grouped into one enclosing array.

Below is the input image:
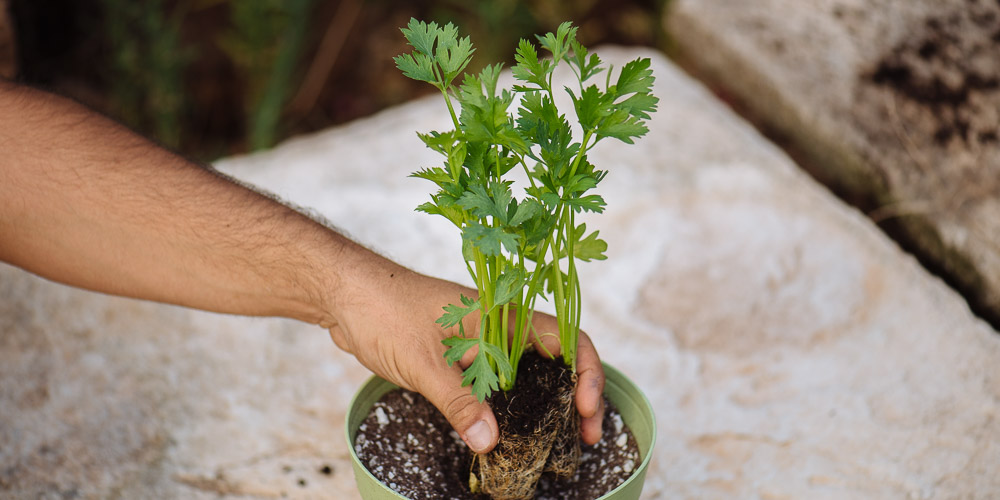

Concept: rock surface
[[668, 0, 1000, 327], [2, 47, 999, 499]]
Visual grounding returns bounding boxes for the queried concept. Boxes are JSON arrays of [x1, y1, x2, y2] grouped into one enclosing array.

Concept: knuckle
[[442, 391, 480, 425]]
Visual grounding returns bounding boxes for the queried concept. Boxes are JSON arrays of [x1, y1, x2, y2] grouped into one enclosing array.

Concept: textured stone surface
[[668, 0, 1000, 327], [2, 47, 999, 499]]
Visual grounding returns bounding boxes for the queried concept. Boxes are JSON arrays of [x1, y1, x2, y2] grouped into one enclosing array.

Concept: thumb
[[418, 365, 499, 454]]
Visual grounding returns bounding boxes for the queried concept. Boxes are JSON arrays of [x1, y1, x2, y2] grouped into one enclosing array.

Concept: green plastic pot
[[345, 363, 656, 499]]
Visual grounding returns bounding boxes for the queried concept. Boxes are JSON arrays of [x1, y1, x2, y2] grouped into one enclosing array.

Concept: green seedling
[[397, 19, 657, 402]]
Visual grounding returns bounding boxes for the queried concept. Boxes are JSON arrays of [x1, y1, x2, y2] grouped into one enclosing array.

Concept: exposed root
[[477, 355, 579, 499], [545, 385, 580, 479]]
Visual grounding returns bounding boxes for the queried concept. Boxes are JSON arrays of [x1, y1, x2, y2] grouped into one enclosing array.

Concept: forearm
[[0, 80, 385, 326]]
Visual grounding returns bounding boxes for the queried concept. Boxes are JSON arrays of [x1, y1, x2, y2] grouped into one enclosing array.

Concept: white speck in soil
[[375, 407, 388, 426], [616, 433, 628, 448]]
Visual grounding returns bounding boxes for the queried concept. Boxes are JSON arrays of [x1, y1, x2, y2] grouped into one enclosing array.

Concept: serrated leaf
[[569, 84, 610, 132], [615, 58, 655, 96], [478, 63, 504, 98], [537, 21, 577, 62], [457, 184, 507, 222], [512, 39, 550, 91], [463, 221, 520, 256], [595, 111, 649, 144], [616, 92, 659, 120], [540, 191, 561, 210], [492, 269, 525, 307], [442, 336, 478, 366], [442, 337, 512, 402], [574, 225, 608, 262], [410, 166, 452, 186], [488, 181, 513, 221], [416, 193, 466, 227], [569, 39, 604, 83], [436, 294, 480, 328], [508, 198, 542, 227], [565, 194, 606, 213], [393, 52, 436, 84], [563, 174, 599, 196], [401, 18, 441, 56], [465, 344, 505, 401], [437, 35, 475, 85]]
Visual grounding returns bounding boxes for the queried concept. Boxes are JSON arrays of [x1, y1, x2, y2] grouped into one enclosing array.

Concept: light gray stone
[[668, 0, 1000, 327], [2, 47, 998, 499]]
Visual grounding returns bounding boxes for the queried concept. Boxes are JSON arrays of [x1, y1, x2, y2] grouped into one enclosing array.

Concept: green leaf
[[595, 111, 649, 144], [615, 57, 655, 96], [517, 92, 573, 167], [563, 174, 599, 196], [569, 39, 604, 83], [442, 336, 478, 366], [511, 38, 550, 91], [493, 269, 525, 307], [539, 192, 561, 210], [410, 166, 452, 186], [565, 194, 606, 213], [617, 92, 659, 120], [463, 221, 519, 256], [437, 34, 475, 85], [478, 63, 504, 98], [401, 18, 440, 56], [574, 224, 608, 262], [416, 193, 467, 227], [457, 184, 509, 222], [436, 294, 480, 328], [508, 198, 542, 227], [465, 345, 503, 401], [441, 337, 512, 402], [537, 21, 577, 62], [393, 52, 436, 84], [569, 84, 610, 132]]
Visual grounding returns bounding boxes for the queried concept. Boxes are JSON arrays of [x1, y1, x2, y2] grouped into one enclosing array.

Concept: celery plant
[[396, 19, 656, 401]]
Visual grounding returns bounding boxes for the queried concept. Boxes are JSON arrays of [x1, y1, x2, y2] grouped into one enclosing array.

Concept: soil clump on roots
[[354, 352, 640, 499], [476, 352, 579, 499]]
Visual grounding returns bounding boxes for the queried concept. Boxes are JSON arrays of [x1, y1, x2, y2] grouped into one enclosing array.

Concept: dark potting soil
[[353, 356, 641, 499]]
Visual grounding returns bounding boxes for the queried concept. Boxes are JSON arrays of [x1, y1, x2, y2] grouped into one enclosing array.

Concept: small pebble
[[616, 433, 628, 448]]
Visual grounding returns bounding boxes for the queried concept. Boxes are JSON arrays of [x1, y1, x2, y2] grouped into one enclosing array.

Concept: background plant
[[8, 0, 669, 160], [398, 19, 656, 402]]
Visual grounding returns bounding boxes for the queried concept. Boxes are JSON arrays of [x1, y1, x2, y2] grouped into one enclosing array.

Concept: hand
[[324, 263, 604, 454]]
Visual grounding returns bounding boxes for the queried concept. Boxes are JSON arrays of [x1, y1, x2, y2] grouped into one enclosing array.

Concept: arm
[[0, 80, 604, 452]]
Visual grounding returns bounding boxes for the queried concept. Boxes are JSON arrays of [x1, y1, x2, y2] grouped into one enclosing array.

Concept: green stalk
[[568, 130, 594, 179], [563, 210, 579, 370], [442, 88, 461, 130]]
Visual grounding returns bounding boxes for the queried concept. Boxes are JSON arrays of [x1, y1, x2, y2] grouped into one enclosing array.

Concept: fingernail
[[463, 419, 492, 453]]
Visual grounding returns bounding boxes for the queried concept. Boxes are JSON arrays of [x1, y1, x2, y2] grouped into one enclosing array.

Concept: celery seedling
[[397, 19, 656, 402]]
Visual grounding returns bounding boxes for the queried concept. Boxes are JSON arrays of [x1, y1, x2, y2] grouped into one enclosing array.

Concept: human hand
[[324, 264, 604, 454]]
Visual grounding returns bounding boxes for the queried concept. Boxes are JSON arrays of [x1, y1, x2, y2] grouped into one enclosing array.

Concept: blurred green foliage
[[100, 0, 188, 149], [220, 0, 313, 151], [12, 0, 671, 160]]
